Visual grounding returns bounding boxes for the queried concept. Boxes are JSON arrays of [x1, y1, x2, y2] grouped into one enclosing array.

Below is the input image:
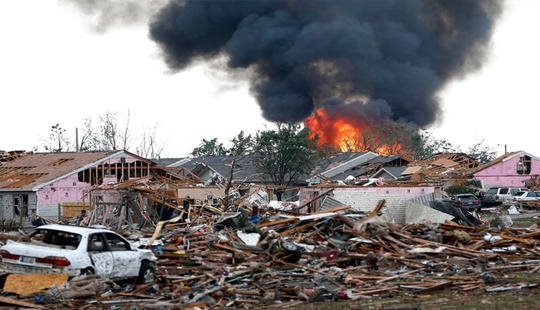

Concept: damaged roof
[[0, 150, 29, 165], [0, 151, 119, 191], [372, 166, 409, 180], [153, 157, 190, 167], [189, 155, 266, 183], [473, 151, 540, 174]]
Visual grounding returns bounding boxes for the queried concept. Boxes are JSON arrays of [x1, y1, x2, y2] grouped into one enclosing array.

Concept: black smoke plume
[[150, 0, 503, 125]]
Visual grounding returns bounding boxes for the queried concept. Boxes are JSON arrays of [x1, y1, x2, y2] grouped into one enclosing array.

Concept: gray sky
[[0, 0, 538, 157]]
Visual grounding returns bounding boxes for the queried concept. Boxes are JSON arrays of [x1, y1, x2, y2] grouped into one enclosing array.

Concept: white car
[[513, 191, 540, 203], [0, 224, 157, 283]]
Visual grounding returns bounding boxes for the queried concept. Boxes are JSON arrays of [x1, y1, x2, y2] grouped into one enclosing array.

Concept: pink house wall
[[473, 154, 540, 188], [36, 155, 141, 207]]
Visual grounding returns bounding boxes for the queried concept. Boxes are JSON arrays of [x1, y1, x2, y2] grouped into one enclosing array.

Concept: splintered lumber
[[367, 199, 386, 217], [259, 205, 350, 228], [258, 217, 297, 228], [280, 220, 319, 236], [0, 296, 44, 309], [499, 232, 533, 245], [293, 188, 335, 211]]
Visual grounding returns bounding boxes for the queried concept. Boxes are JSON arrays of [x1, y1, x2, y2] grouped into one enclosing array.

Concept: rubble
[[1, 150, 540, 307], [0, 196, 538, 308]]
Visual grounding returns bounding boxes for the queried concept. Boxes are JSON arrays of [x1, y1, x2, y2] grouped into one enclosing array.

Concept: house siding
[[474, 154, 540, 188]]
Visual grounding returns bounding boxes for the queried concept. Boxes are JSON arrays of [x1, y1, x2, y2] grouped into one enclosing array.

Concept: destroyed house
[[399, 153, 480, 187], [0, 151, 155, 225], [183, 155, 268, 185], [308, 152, 408, 184], [473, 151, 540, 188]]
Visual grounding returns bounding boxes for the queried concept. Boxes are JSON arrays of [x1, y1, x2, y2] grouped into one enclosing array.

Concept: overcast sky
[[0, 0, 539, 157]]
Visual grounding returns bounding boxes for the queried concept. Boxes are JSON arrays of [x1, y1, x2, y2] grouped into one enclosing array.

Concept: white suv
[[0, 224, 157, 282], [486, 187, 525, 204]]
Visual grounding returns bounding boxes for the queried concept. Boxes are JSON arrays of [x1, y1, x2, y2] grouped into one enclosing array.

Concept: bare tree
[[99, 111, 120, 150], [79, 117, 100, 151], [43, 123, 71, 152], [222, 131, 253, 208], [121, 109, 131, 150], [135, 125, 164, 159]]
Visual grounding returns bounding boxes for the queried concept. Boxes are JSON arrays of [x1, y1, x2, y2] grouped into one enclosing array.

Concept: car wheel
[[138, 262, 155, 284], [81, 267, 95, 275]]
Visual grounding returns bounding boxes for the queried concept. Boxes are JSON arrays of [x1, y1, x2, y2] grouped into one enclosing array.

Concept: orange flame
[[304, 107, 404, 156]]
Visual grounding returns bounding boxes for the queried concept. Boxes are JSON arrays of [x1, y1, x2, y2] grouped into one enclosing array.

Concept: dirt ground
[[288, 272, 540, 310]]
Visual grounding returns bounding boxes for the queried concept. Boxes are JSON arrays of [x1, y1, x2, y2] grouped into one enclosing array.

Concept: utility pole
[[75, 128, 79, 152]]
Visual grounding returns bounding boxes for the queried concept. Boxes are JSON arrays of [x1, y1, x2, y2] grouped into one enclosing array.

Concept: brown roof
[[0, 151, 29, 164], [0, 151, 117, 190]]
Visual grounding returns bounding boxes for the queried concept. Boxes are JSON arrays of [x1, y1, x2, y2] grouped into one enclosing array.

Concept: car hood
[[1, 240, 77, 258]]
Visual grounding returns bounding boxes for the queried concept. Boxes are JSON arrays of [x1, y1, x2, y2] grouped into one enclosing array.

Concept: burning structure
[[149, 0, 503, 154]]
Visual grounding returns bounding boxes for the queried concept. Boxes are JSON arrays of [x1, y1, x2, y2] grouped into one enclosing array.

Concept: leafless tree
[[43, 123, 71, 152], [79, 117, 100, 151], [98, 111, 120, 150], [135, 125, 164, 159]]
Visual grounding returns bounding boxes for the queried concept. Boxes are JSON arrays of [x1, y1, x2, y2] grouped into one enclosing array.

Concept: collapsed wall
[[300, 186, 435, 223]]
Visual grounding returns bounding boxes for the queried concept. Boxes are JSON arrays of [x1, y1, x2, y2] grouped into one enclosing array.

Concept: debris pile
[[398, 153, 481, 186], [0, 197, 540, 307], [29, 205, 540, 307]]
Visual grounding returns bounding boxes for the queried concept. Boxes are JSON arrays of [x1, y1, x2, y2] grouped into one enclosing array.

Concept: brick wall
[[300, 186, 435, 223]]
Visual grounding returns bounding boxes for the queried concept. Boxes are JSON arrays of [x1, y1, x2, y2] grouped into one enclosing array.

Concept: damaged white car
[[0, 224, 157, 283]]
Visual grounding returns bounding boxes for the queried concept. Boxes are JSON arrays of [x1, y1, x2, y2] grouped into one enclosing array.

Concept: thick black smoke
[[150, 0, 503, 126]]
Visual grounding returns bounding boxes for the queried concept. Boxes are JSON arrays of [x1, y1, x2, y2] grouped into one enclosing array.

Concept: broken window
[[13, 197, 19, 216], [104, 233, 130, 251], [517, 155, 532, 175], [30, 229, 81, 250], [88, 234, 106, 252]]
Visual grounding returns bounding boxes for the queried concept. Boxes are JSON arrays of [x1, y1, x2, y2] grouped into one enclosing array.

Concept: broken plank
[[0, 296, 44, 309]]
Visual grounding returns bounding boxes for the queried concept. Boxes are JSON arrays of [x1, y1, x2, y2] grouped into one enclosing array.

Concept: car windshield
[[487, 188, 498, 195], [30, 229, 81, 250], [514, 191, 526, 196]]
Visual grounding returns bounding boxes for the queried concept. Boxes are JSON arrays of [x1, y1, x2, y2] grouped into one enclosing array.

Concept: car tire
[[81, 267, 95, 275], [138, 262, 155, 284]]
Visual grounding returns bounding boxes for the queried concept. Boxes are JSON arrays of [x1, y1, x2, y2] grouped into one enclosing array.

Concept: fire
[[304, 107, 404, 156]]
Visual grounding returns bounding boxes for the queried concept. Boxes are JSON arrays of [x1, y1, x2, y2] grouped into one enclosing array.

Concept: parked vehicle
[[512, 191, 540, 203], [451, 194, 481, 210], [0, 224, 156, 283], [483, 187, 525, 206]]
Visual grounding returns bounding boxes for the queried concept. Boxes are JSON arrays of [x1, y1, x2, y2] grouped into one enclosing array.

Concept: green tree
[[191, 138, 227, 157], [252, 124, 321, 190]]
